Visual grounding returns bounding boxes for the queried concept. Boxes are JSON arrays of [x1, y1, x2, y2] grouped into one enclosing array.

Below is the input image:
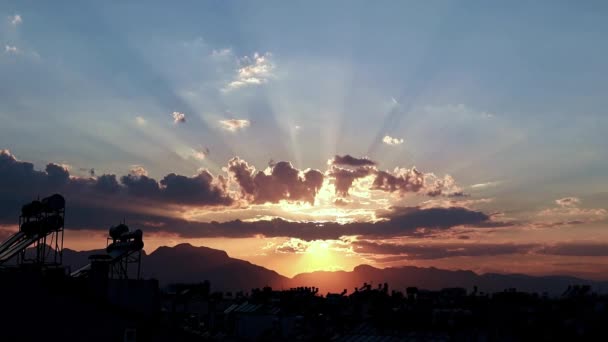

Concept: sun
[[295, 240, 337, 273]]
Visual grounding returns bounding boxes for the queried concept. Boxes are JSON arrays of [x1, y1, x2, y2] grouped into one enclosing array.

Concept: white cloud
[[192, 147, 210, 160], [10, 14, 22, 26], [129, 165, 148, 177], [225, 52, 274, 90], [135, 116, 147, 126], [211, 48, 232, 58], [172, 111, 186, 123], [556, 197, 581, 208], [471, 181, 501, 189], [422, 104, 495, 120], [219, 119, 250, 132], [382, 135, 404, 145], [538, 197, 607, 222], [4, 45, 18, 54]]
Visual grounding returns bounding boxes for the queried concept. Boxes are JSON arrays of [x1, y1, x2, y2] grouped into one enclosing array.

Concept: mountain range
[[59, 243, 608, 296]]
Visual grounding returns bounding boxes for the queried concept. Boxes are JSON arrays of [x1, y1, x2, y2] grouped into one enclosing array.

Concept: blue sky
[[1, 1, 608, 276]]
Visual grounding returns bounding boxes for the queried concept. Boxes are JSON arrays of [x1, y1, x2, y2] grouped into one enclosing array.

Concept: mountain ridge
[[57, 243, 608, 295]]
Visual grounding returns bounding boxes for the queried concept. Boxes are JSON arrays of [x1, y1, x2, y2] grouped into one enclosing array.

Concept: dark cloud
[[159, 172, 231, 205], [355, 240, 536, 260], [0, 149, 233, 225], [45, 163, 70, 185], [328, 165, 375, 196], [372, 168, 465, 197], [380, 206, 490, 229], [65, 205, 496, 241], [372, 168, 425, 193], [358, 241, 608, 261], [0, 150, 484, 241], [331, 155, 377, 167], [538, 243, 608, 257], [95, 174, 120, 194], [121, 174, 160, 197], [119, 171, 232, 206], [227, 157, 323, 204]]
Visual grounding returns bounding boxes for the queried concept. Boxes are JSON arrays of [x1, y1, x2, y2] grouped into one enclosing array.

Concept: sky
[[1, 1, 608, 278]]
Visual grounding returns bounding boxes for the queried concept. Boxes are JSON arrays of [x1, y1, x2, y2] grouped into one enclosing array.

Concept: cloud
[[382, 135, 404, 146], [275, 238, 310, 254], [226, 157, 323, 204], [211, 48, 232, 58], [192, 147, 210, 160], [328, 165, 375, 197], [219, 119, 250, 132], [330, 155, 377, 167], [354, 240, 536, 260], [372, 168, 464, 197], [471, 181, 501, 189], [129, 165, 148, 177], [135, 116, 147, 126], [372, 168, 424, 193], [172, 111, 186, 123], [556, 197, 581, 208], [538, 242, 608, 257], [325, 156, 464, 198], [10, 14, 22, 26], [0, 149, 234, 224], [538, 197, 607, 222], [106, 205, 495, 240], [5, 45, 18, 54], [118, 168, 232, 206], [0, 150, 483, 240], [226, 52, 274, 90]]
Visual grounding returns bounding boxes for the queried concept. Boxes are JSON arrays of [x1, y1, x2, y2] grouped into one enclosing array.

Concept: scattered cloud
[[382, 135, 404, 146], [275, 238, 311, 254], [355, 240, 536, 260], [556, 197, 581, 208], [79, 168, 96, 177], [226, 52, 274, 90], [192, 147, 210, 160], [4, 45, 18, 54], [373, 168, 464, 197], [129, 165, 149, 177], [226, 157, 323, 205], [538, 242, 608, 257], [328, 165, 375, 197], [471, 181, 501, 189], [219, 119, 250, 132], [211, 48, 232, 58], [9, 14, 22, 26], [330, 155, 377, 167], [538, 197, 607, 222], [172, 111, 186, 123], [135, 116, 147, 126]]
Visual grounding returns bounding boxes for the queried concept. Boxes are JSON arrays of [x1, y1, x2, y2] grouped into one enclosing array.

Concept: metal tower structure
[[0, 194, 65, 266]]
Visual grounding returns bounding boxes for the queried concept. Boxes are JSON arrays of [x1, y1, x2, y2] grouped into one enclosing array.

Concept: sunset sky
[[1, 1, 608, 278]]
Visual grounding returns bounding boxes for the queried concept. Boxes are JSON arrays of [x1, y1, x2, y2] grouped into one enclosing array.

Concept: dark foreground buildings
[[1, 195, 608, 341]]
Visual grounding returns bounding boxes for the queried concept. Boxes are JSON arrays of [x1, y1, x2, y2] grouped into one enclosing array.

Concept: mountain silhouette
[[289, 264, 608, 295], [57, 244, 608, 295], [61, 243, 288, 291], [144, 243, 289, 290]]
